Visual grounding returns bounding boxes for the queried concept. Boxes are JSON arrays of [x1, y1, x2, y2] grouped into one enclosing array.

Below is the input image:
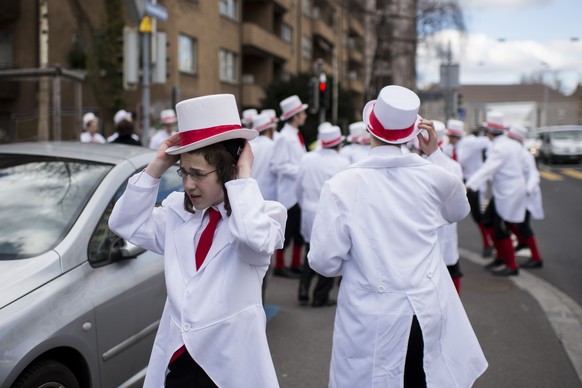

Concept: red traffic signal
[[319, 81, 327, 92]]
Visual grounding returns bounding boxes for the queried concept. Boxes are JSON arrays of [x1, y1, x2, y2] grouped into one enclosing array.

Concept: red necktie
[[169, 208, 222, 365], [297, 131, 305, 148], [195, 208, 221, 270], [452, 146, 458, 161]]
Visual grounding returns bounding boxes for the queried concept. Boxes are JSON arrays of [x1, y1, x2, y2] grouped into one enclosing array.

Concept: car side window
[[88, 167, 183, 267]]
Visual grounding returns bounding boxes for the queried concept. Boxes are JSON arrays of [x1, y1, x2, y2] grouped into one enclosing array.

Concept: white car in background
[[0, 142, 182, 388], [536, 125, 582, 164]]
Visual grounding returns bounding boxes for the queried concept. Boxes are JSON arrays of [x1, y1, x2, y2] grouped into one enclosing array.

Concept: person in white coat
[[308, 85, 487, 388], [80, 112, 106, 143], [149, 109, 178, 150], [249, 113, 277, 201], [296, 125, 349, 307], [506, 124, 545, 268], [466, 111, 527, 276], [109, 94, 286, 388], [270, 95, 309, 278], [340, 121, 365, 162]]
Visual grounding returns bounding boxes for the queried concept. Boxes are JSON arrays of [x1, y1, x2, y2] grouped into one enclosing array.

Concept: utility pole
[[38, 0, 49, 141], [140, 16, 152, 147]]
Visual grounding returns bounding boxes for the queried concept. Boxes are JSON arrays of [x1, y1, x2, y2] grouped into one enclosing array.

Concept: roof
[[424, 83, 574, 103]]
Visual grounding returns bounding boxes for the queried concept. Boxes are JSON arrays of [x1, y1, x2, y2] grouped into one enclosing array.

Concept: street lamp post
[[541, 62, 549, 127]]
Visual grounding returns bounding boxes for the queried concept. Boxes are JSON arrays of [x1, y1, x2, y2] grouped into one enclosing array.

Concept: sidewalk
[[264, 248, 582, 388]]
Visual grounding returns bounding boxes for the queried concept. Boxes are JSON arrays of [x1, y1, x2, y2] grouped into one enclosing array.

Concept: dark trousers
[[165, 351, 217, 388], [299, 243, 335, 304], [404, 315, 427, 388], [467, 188, 484, 224], [514, 211, 534, 239], [284, 204, 304, 249], [482, 198, 510, 239]]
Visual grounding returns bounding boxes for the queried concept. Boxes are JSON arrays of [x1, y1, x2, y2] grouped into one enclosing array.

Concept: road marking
[[540, 170, 564, 181], [562, 169, 582, 180], [461, 247, 582, 383]]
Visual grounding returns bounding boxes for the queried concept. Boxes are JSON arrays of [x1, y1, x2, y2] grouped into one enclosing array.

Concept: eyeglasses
[[176, 167, 217, 182]]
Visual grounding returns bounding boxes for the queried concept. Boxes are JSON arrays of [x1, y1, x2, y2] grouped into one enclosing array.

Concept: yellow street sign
[[139, 16, 152, 33]]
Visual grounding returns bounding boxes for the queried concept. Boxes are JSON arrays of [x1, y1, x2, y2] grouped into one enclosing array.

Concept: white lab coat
[[456, 135, 491, 181], [270, 123, 307, 209], [109, 172, 286, 388], [250, 135, 277, 201], [296, 148, 350, 242], [308, 146, 487, 388], [340, 143, 371, 164], [149, 130, 175, 150], [466, 135, 527, 223], [520, 146, 545, 220]]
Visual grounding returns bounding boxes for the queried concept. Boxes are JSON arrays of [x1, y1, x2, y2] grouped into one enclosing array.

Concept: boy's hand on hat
[[236, 141, 253, 179], [417, 119, 438, 156], [145, 133, 180, 178]]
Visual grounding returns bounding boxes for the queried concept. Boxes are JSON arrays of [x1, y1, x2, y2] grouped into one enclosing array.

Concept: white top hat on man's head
[[161, 109, 177, 124], [347, 121, 366, 142], [114, 109, 132, 125], [363, 85, 422, 145], [508, 124, 527, 142], [446, 119, 465, 137], [260, 109, 279, 124], [319, 125, 345, 148], [252, 113, 277, 133], [483, 111, 506, 133], [279, 95, 308, 121], [241, 109, 258, 126], [165, 94, 257, 155], [83, 112, 97, 129]]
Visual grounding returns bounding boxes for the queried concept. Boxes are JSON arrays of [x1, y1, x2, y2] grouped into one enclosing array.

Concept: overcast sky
[[416, 0, 582, 94]]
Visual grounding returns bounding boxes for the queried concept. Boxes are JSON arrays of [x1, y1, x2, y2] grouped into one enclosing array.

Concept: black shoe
[[492, 266, 519, 276], [482, 246, 494, 258], [273, 267, 301, 279], [298, 285, 309, 305], [484, 258, 505, 271], [290, 266, 303, 275], [514, 243, 528, 252], [521, 259, 543, 269], [312, 299, 337, 308]]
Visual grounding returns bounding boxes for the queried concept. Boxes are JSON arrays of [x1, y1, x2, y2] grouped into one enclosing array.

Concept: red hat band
[[368, 107, 415, 142], [180, 124, 243, 147], [321, 136, 343, 148]]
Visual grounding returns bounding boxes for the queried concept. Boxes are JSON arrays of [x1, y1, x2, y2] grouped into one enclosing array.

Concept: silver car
[[0, 142, 182, 388]]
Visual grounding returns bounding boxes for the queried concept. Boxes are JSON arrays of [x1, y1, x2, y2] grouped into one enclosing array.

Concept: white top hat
[[252, 113, 277, 132], [114, 109, 132, 125], [241, 109, 258, 126], [319, 125, 345, 148], [446, 119, 464, 137], [165, 94, 257, 155], [347, 121, 366, 142], [483, 111, 506, 133], [279, 95, 308, 121], [160, 109, 177, 124], [508, 124, 527, 142], [260, 109, 279, 124], [363, 85, 422, 145], [83, 112, 97, 129]]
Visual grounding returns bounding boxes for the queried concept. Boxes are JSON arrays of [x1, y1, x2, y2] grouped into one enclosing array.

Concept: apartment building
[[0, 0, 371, 142]]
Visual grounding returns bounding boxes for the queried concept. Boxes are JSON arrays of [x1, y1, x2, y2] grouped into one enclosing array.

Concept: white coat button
[[183, 323, 191, 331], [377, 286, 385, 293]]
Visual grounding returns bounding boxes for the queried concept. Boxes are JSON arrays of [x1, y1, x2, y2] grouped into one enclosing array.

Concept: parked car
[[0, 142, 182, 388], [536, 125, 582, 164]]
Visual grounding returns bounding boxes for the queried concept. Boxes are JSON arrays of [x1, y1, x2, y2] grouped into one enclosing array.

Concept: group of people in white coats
[[464, 111, 544, 276], [108, 84, 489, 387]]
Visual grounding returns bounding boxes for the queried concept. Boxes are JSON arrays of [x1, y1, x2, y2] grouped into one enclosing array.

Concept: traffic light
[[319, 73, 329, 110], [308, 76, 320, 114]]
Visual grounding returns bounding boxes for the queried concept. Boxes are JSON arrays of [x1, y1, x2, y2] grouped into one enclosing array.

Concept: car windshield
[[0, 155, 111, 260], [551, 131, 582, 141]]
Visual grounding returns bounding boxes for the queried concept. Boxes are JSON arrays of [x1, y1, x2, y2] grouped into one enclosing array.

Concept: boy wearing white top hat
[[308, 85, 487, 387], [109, 94, 286, 388], [466, 111, 526, 276], [506, 124, 544, 268], [296, 125, 349, 307], [249, 113, 278, 201], [80, 112, 106, 144], [149, 109, 178, 150], [270, 95, 309, 278], [241, 108, 258, 129], [340, 121, 370, 163], [107, 109, 139, 143]]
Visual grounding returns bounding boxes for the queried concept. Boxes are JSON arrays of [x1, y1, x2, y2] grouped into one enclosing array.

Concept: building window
[[179, 34, 197, 74], [220, 0, 237, 20], [302, 36, 312, 61], [281, 23, 292, 43], [219, 48, 238, 82], [0, 30, 13, 69], [302, 0, 312, 17]]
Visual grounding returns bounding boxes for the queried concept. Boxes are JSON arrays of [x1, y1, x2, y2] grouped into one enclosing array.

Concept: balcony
[[348, 78, 364, 95], [242, 23, 291, 62], [242, 83, 265, 108], [349, 18, 364, 38], [312, 19, 335, 47], [273, 0, 290, 11], [348, 48, 363, 64]]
